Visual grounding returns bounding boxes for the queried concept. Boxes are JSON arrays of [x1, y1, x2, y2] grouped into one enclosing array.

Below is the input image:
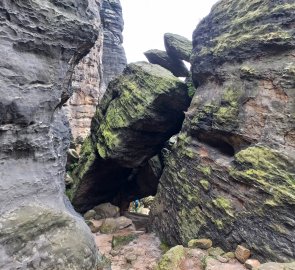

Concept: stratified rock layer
[[151, 0, 295, 262], [71, 62, 190, 212], [0, 0, 102, 268]]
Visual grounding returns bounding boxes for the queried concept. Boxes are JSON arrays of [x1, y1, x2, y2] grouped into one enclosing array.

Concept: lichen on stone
[[230, 146, 295, 205], [95, 62, 189, 163], [156, 245, 185, 270]]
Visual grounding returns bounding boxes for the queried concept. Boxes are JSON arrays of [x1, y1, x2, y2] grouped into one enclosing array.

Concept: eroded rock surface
[[151, 0, 295, 262], [0, 0, 103, 268]]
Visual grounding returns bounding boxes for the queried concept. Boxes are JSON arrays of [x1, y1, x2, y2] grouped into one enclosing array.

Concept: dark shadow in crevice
[[194, 130, 253, 157]]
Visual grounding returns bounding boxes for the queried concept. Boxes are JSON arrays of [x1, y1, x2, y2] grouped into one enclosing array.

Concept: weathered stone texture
[[151, 0, 295, 262], [0, 0, 102, 268]]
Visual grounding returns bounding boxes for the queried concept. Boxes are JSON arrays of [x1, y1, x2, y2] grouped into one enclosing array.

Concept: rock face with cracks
[[150, 0, 295, 263], [71, 62, 191, 212], [0, 0, 104, 268]]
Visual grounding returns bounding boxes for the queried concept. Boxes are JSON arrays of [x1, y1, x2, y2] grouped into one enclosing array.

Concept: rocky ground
[[94, 222, 162, 270], [84, 203, 295, 270]]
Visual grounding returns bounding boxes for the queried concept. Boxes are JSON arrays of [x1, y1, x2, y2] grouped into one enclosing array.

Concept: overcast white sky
[[120, 0, 219, 63]]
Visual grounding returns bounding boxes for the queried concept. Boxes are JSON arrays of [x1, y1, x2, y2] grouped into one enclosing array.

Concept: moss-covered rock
[[150, 0, 295, 263], [71, 62, 191, 212], [96, 62, 190, 167], [188, 239, 213, 250], [156, 245, 185, 270], [191, 0, 295, 83], [111, 233, 138, 249]]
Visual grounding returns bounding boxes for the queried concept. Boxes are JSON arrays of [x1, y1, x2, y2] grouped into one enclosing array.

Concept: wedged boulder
[[156, 245, 186, 270], [71, 62, 190, 212], [150, 0, 295, 263], [164, 33, 192, 62], [144, 49, 189, 77], [96, 62, 190, 167]]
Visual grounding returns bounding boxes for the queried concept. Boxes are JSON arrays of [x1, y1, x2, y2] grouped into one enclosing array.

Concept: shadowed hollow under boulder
[[150, 0, 295, 263], [69, 62, 191, 212]]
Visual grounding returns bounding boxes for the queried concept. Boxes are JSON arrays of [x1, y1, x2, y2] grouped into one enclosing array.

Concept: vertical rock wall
[[63, 33, 104, 143], [150, 0, 295, 262], [64, 0, 127, 144], [0, 0, 103, 268], [100, 0, 127, 93]]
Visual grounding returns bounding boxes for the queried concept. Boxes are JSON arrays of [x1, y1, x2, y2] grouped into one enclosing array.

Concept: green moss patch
[[230, 146, 295, 205]]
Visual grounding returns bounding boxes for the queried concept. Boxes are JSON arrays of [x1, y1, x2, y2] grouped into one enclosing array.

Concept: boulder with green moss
[[95, 62, 190, 167], [71, 62, 190, 212], [111, 233, 138, 249], [156, 245, 186, 270], [150, 0, 295, 263]]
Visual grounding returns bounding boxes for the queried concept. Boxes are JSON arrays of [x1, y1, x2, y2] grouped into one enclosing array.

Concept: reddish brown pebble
[[235, 245, 251, 263]]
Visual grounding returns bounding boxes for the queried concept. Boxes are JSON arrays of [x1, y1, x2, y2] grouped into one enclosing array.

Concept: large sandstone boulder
[[70, 62, 190, 212], [150, 0, 295, 262], [164, 33, 192, 62], [95, 62, 190, 167], [0, 0, 104, 268], [144, 49, 189, 77]]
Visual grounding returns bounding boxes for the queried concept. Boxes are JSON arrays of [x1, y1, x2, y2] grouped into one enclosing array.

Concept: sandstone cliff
[[150, 0, 295, 262], [0, 0, 104, 268], [64, 0, 126, 144]]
